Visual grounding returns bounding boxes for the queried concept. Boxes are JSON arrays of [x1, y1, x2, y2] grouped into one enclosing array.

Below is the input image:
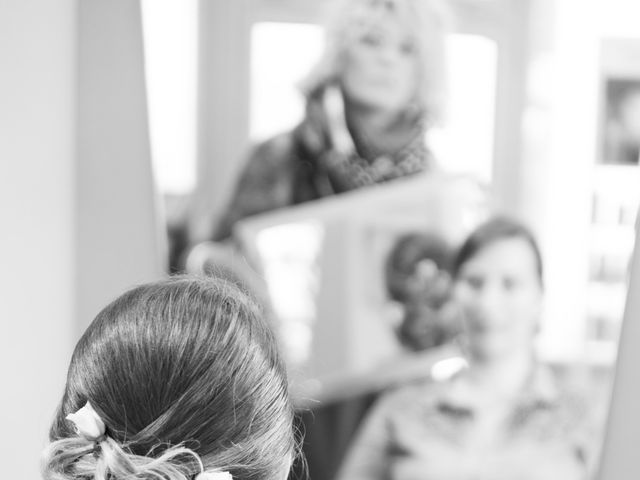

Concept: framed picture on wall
[[598, 38, 640, 166], [601, 77, 640, 165]]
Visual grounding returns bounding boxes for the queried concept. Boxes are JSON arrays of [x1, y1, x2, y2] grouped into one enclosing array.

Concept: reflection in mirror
[[250, 22, 497, 183], [139, 1, 640, 480], [337, 217, 605, 480], [233, 174, 486, 395]]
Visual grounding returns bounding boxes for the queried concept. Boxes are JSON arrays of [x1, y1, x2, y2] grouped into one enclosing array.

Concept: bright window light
[[250, 22, 324, 141], [429, 34, 498, 183], [141, 0, 198, 195]]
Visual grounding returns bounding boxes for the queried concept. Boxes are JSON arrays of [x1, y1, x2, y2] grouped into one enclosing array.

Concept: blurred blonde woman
[[212, 0, 450, 240]]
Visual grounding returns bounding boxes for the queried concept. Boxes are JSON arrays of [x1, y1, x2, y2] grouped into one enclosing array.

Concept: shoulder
[[546, 362, 612, 428], [546, 362, 610, 406], [232, 132, 302, 190], [244, 132, 297, 168], [543, 363, 611, 469]]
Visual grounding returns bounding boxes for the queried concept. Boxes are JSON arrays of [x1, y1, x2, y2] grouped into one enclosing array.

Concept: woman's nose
[[472, 286, 503, 324], [376, 45, 398, 64]]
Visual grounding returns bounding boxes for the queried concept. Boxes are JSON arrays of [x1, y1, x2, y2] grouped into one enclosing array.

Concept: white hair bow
[[65, 401, 106, 441]]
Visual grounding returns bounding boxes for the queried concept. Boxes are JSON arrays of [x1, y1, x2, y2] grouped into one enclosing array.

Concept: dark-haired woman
[[337, 217, 604, 480]]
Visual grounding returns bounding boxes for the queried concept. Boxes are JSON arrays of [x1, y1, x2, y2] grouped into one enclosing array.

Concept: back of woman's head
[[452, 216, 544, 286], [43, 276, 296, 480], [385, 231, 452, 302]]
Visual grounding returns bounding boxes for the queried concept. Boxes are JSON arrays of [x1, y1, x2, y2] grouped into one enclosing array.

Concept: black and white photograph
[[3, 1, 640, 480]]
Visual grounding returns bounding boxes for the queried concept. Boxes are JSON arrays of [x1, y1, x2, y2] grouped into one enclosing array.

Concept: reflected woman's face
[[340, 19, 419, 114], [453, 237, 543, 361]]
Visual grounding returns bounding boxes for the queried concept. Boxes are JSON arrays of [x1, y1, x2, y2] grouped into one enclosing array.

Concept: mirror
[[140, 1, 640, 479]]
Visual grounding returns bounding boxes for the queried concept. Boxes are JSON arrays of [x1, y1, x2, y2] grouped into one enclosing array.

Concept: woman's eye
[[400, 39, 416, 55], [465, 276, 484, 290], [502, 277, 519, 291], [360, 32, 383, 47]]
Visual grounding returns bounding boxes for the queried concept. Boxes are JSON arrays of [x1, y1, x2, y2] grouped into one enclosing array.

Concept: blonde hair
[[42, 436, 203, 480], [300, 0, 452, 125]]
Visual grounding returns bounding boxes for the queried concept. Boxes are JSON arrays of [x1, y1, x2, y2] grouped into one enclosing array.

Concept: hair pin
[[195, 471, 233, 480]]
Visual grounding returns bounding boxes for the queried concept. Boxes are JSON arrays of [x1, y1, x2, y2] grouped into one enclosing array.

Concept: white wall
[[0, 0, 76, 477], [0, 1, 164, 478], [76, 0, 166, 329]]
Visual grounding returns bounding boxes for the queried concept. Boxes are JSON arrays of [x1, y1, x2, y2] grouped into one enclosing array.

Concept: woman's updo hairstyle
[[385, 231, 453, 303], [42, 276, 296, 480]]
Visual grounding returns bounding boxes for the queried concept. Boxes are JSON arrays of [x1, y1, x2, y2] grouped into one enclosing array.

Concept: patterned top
[[336, 364, 606, 480]]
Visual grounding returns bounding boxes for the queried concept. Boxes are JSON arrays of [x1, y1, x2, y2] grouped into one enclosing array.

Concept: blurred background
[[2, 0, 640, 478]]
